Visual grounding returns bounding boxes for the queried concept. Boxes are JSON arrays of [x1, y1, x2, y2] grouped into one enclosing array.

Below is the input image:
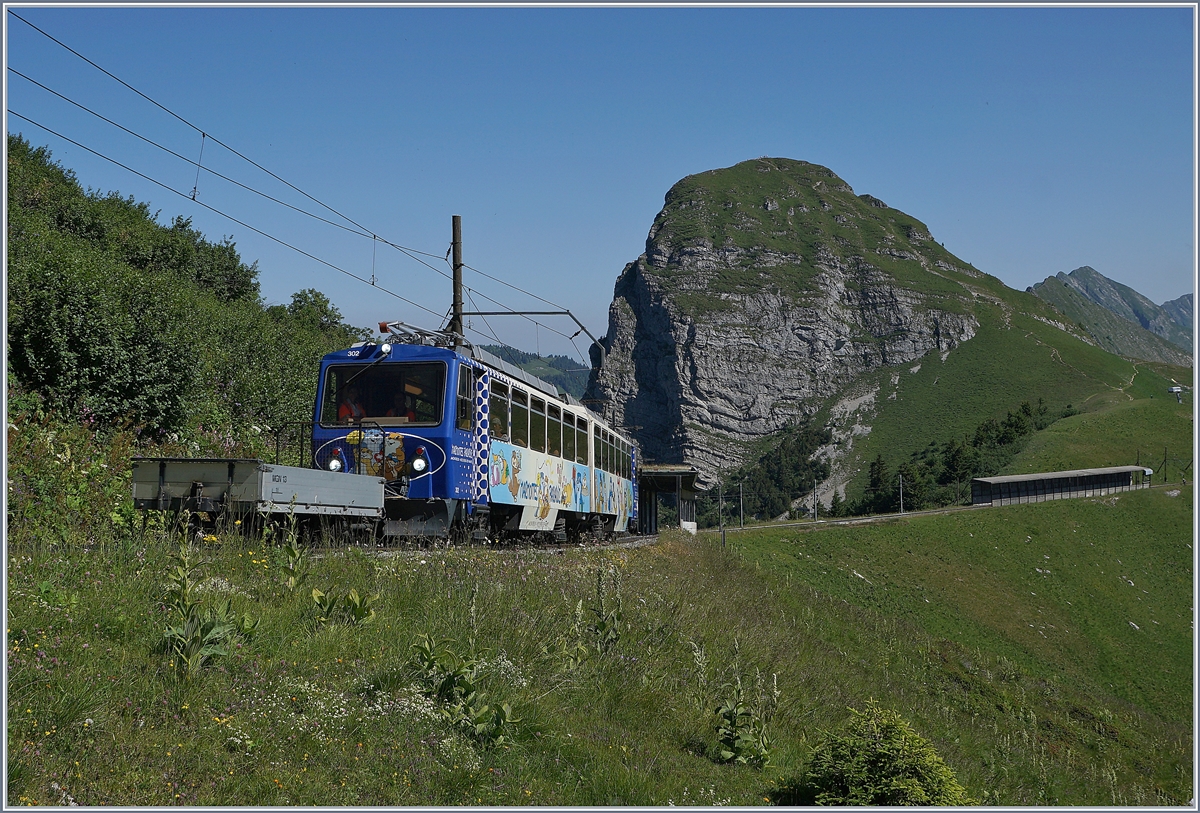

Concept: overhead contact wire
[[7, 67, 374, 239], [9, 10, 441, 262], [8, 110, 445, 323], [10, 13, 593, 347]]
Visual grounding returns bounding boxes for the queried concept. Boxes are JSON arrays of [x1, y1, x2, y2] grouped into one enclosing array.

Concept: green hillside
[[817, 302, 1190, 505], [479, 344, 590, 399], [6, 134, 366, 443], [648, 158, 1002, 315], [7, 493, 1190, 806], [1029, 273, 1191, 365], [730, 484, 1192, 803]]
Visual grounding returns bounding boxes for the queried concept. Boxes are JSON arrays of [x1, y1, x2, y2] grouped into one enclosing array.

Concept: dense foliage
[[6, 134, 368, 540], [6, 134, 366, 442], [698, 422, 832, 525]]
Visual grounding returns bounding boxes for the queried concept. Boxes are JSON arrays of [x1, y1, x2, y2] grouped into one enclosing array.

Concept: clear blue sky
[[5, 5, 1194, 363]]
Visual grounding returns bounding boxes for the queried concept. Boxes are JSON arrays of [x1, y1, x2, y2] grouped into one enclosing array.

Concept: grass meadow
[[7, 479, 1193, 806]]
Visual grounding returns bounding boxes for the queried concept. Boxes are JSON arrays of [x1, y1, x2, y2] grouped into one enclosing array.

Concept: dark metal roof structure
[[973, 465, 1153, 485]]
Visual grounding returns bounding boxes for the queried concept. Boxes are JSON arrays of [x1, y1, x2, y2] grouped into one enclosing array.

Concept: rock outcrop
[[587, 158, 984, 484], [1161, 292, 1193, 334]]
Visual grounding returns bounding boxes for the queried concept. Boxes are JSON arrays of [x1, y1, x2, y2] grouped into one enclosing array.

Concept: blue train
[[309, 321, 637, 542]]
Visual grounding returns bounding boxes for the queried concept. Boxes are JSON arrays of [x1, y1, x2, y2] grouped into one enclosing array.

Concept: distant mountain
[[1029, 267, 1191, 362], [478, 345, 590, 399], [1028, 269, 1191, 366], [1161, 292, 1193, 333]]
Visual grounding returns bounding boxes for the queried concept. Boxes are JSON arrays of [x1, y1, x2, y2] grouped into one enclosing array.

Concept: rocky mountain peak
[[587, 158, 989, 484]]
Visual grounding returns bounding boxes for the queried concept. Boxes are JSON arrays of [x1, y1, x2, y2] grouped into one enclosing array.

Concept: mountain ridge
[[1028, 266, 1191, 364]]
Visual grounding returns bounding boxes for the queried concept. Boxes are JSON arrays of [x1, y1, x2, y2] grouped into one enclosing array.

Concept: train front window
[[320, 362, 445, 426]]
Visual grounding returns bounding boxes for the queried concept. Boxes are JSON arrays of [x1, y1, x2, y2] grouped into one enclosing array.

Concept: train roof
[[465, 344, 567, 404]]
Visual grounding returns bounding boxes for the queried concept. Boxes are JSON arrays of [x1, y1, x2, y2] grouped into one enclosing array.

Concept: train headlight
[[328, 457, 343, 472], [411, 456, 427, 473], [380, 343, 392, 356]]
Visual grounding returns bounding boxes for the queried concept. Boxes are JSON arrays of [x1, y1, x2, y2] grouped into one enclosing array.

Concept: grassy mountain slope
[[8, 492, 1190, 806], [1032, 266, 1192, 353], [1008, 385, 1193, 478], [816, 299, 1184, 503], [732, 484, 1191, 803], [479, 344, 589, 399], [1029, 273, 1191, 365], [646, 157, 999, 317]]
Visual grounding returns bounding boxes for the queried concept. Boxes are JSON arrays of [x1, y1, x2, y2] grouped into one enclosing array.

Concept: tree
[[286, 288, 345, 332], [828, 489, 845, 518], [773, 700, 975, 806]]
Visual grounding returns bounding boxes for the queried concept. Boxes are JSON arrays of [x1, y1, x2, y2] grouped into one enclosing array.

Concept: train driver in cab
[[338, 384, 366, 423], [386, 390, 417, 423]]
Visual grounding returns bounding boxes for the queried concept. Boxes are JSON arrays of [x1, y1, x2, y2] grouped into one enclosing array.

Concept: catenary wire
[[9, 11, 597, 350], [8, 10, 447, 265], [11, 56, 491, 297], [7, 67, 376, 240], [9, 109, 447, 323], [3, 96, 573, 342], [9, 10, 376, 239]]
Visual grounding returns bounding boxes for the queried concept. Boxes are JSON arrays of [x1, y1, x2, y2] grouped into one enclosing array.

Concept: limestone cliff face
[[587, 158, 983, 484]]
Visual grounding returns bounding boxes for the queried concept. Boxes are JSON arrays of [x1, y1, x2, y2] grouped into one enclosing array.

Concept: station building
[[971, 465, 1153, 507]]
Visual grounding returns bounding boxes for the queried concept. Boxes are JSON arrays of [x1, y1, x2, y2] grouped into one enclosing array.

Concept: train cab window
[[321, 362, 445, 427], [547, 405, 562, 458], [489, 382, 509, 441], [530, 397, 546, 453], [511, 390, 529, 447], [563, 413, 576, 462], [456, 365, 480, 431]]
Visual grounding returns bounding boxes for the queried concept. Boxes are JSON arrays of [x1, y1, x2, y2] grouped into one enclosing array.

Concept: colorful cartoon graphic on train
[[488, 440, 591, 513]]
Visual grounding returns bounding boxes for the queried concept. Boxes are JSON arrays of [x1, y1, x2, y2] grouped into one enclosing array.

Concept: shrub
[[774, 699, 974, 806]]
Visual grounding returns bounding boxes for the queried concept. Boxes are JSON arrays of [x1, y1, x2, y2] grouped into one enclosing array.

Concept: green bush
[[7, 133, 369, 442], [775, 699, 974, 806]]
